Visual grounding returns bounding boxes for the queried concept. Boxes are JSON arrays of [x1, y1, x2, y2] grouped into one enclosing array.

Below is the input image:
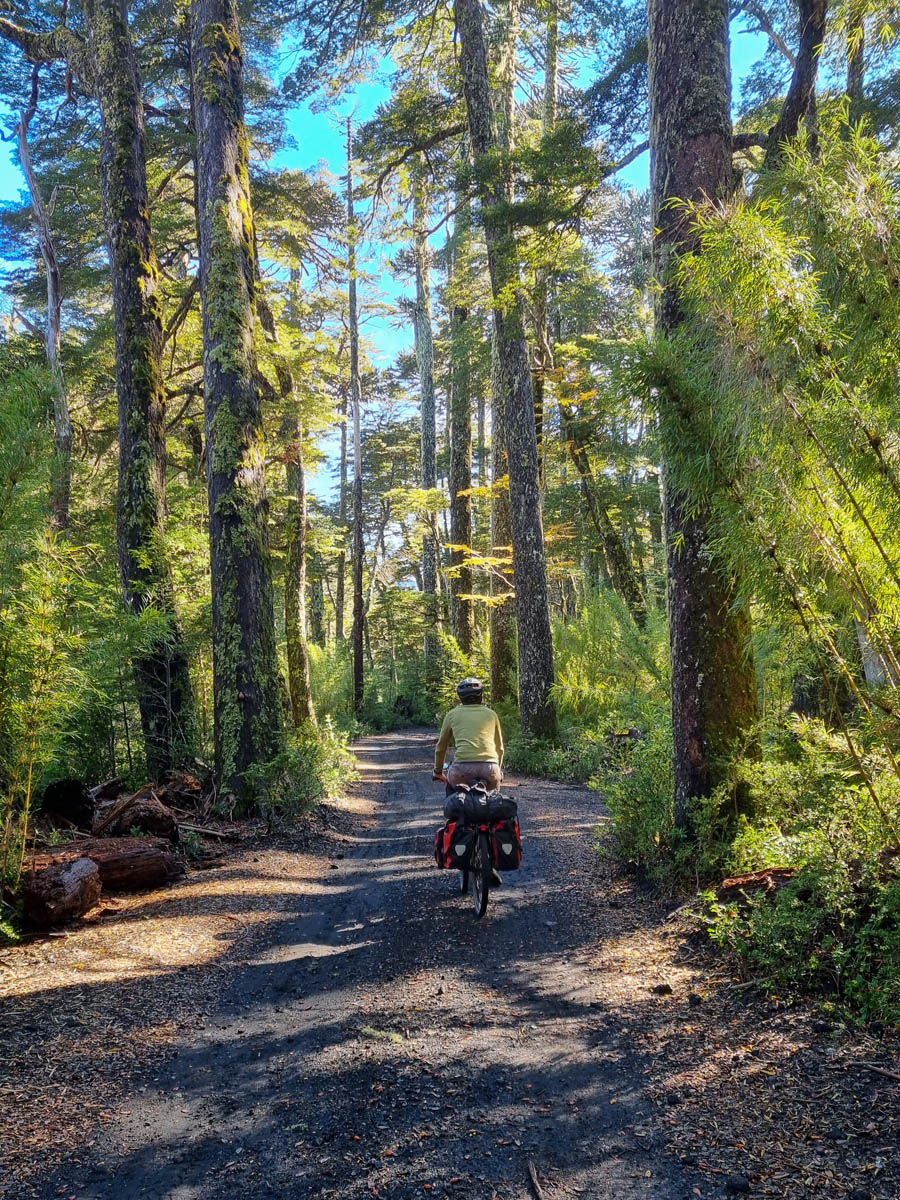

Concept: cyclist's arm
[[494, 714, 504, 766], [434, 713, 453, 775]]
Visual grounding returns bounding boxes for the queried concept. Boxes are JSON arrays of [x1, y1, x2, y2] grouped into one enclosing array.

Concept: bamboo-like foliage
[[653, 118, 900, 815]]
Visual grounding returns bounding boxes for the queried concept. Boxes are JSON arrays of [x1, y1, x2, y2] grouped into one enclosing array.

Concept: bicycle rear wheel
[[471, 831, 491, 918]]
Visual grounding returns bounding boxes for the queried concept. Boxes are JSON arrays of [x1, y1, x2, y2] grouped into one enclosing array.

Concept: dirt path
[[6, 727, 898, 1200], [8, 728, 696, 1200]]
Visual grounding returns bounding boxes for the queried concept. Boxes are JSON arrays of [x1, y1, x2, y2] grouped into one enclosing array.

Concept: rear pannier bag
[[434, 820, 454, 868], [450, 824, 475, 869], [434, 820, 475, 870], [490, 817, 522, 871]]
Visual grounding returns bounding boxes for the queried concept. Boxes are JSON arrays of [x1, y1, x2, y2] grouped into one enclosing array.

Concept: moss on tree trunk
[[648, 0, 758, 831], [191, 0, 283, 800], [86, 0, 196, 779], [454, 0, 556, 737]]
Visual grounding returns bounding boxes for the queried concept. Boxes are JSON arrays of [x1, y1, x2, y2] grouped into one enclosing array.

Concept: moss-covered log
[[191, 0, 284, 799]]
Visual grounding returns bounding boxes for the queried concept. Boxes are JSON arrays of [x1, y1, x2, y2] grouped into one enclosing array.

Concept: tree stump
[[22, 857, 102, 926], [105, 791, 179, 842], [40, 778, 94, 830]]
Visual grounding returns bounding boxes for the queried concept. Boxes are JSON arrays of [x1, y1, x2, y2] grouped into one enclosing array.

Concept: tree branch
[[764, 0, 827, 167], [370, 122, 467, 207], [733, 130, 769, 151], [734, 1, 797, 66], [601, 138, 649, 179], [0, 18, 93, 87]]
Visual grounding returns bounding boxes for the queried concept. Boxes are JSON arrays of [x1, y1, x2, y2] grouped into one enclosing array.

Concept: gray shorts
[[446, 760, 502, 790]]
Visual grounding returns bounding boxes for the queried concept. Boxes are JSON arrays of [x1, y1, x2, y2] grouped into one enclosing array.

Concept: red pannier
[[434, 821, 475, 869], [490, 816, 522, 871]]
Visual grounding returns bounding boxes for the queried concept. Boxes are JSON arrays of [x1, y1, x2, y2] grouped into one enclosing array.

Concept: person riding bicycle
[[432, 677, 503, 790]]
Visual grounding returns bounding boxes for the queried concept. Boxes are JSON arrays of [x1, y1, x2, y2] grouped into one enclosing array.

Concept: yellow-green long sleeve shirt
[[434, 704, 504, 774]]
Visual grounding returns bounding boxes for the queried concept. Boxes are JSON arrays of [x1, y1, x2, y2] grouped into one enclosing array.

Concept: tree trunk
[[192, 0, 283, 799], [447, 195, 475, 655], [412, 161, 441, 671], [557, 392, 647, 626], [17, 69, 72, 535], [489, 331, 516, 704], [347, 120, 365, 715], [454, 0, 556, 737], [648, 0, 758, 832], [286, 435, 317, 727], [309, 553, 326, 647], [87, 0, 196, 780], [764, 0, 828, 168], [336, 391, 348, 641], [530, 0, 558, 482]]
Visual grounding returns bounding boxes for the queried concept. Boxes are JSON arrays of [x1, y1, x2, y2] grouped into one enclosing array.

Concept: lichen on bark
[[192, 0, 284, 801]]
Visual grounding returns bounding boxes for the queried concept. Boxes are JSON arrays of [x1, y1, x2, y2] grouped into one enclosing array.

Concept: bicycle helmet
[[456, 677, 484, 701]]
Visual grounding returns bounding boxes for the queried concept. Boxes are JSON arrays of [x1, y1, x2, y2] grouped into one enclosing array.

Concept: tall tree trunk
[[347, 120, 365, 715], [86, 0, 196, 779], [309, 553, 326, 647], [489, 331, 516, 704], [192, 0, 283, 798], [488, 0, 517, 707], [648, 0, 758, 832], [285, 433, 316, 727], [412, 161, 441, 672], [17, 68, 72, 535], [454, 0, 556, 736], [336, 391, 347, 641], [256, 263, 316, 730], [447, 194, 475, 655], [530, 0, 558, 481]]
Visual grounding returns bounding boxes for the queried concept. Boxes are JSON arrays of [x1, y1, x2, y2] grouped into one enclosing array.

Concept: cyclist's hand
[[433, 772, 448, 783]]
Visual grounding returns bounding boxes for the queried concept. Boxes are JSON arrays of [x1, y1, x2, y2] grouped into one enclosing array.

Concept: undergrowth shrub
[[242, 718, 356, 822]]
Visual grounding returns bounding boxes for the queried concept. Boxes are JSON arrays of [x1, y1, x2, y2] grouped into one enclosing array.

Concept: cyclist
[[432, 677, 503, 790]]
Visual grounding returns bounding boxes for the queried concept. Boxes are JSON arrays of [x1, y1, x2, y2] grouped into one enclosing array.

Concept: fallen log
[[717, 867, 796, 899], [89, 776, 126, 803], [21, 858, 102, 927], [31, 837, 185, 892]]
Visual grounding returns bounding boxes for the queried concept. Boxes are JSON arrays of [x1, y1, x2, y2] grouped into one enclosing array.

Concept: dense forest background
[[2, 0, 900, 1020]]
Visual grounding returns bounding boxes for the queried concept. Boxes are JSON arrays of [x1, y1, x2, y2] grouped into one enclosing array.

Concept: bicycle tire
[[472, 831, 491, 918]]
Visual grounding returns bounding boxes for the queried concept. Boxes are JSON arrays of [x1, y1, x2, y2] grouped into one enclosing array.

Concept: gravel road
[[40, 727, 703, 1200]]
